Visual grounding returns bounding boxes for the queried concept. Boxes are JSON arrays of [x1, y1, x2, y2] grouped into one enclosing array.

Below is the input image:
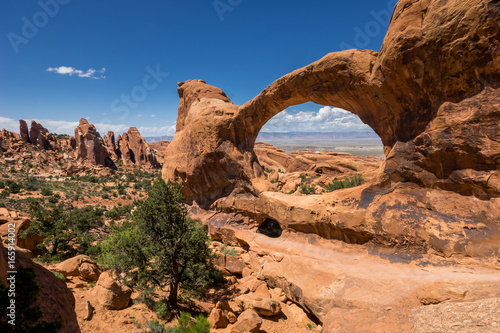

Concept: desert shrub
[[104, 204, 133, 219], [4, 180, 22, 194], [24, 177, 40, 191], [48, 194, 59, 204], [9, 182, 22, 194], [323, 174, 365, 193], [76, 175, 99, 183], [177, 312, 210, 333], [100, 179, 221, 308], [155, 301, 170, 320], [23, 202, 105, 261], [52, 133, 70, 140], [41, 188, 53, 196], [52, 271, 65, 281], [220, 244, 238, 257], [300, 183, 316, 195], [297, 173, 317, 195]]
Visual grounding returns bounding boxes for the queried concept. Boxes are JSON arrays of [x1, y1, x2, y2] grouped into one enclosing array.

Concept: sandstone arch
[[163, 0, 500, 256]]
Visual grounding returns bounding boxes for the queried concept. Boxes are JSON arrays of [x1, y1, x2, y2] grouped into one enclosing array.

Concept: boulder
[[15, 218, 44, 251], [0, 208, 10, 224], [269, 287, 287, 303], [230, 309, 262, 333], [208, 300, 234, 329], [286, 303, 314, 328], [254, 283, 271, 298], [50, 255, 102, 281], [92, 270, 132, 310], [209, 308, 228, 329], [0, 218, 43, 252], [0, 243, 80, 332], [234, 293, 281, 316], [65, 162, 80, 175], [225, 255, 246, 276], [238, 276, 266, 293]]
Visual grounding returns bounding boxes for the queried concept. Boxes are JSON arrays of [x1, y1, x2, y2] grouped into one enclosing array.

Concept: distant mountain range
[[144, 136, 174, 143], [144, 132, 380, 144], [256, 131, 380, 141]]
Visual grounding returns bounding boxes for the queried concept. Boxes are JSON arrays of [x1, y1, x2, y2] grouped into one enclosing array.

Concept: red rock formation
[[19, 120, 30, 143], [0, 129, 20, 154], [69, 136, 76, 150], [74, 119, 112, 167], [28, 120, 52, 150], [103, 131, 119, 161], [115, 128, 160, 168], [0, 243, 80, 332], [116, 133, 131, 166], [148, 140, 170, 161], [255, 142, 382, 177], [162, 0, 500, 257]]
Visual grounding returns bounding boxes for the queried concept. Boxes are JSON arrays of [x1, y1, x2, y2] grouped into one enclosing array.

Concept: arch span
[[163, 0, 500, 207], [238, 50, 395, 151]]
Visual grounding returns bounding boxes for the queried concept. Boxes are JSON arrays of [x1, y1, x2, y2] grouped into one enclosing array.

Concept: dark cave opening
[[258, 218, 283, 238]]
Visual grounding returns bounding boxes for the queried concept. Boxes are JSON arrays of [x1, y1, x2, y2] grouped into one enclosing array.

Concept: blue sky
[[0, 0, 396, 136]]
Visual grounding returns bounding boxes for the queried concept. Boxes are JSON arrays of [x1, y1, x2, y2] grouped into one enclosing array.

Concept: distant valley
[[146, 132, 385, 158]]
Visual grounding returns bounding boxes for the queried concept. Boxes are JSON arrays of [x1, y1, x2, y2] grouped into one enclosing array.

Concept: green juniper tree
[[100, 179, 220, 308]]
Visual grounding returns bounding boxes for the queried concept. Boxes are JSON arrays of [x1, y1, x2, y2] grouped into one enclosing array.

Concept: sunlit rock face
[[162, 0, 500, 258]]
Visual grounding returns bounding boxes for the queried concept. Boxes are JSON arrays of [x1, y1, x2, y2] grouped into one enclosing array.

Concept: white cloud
[[36, 119, 79, 134], [150, 115, 156, 118], [0, 116, 19, 132], [261, 106, 372, 133], [137, 125, 176, 137], [46, 66, 106, 79], [0, 116, 176, 137], [94, 123, 129, 135]]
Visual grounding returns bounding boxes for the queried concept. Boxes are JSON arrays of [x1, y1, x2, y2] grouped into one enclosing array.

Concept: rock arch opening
[[253, 102, 385, 195], [257, 102, 384, 158]]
